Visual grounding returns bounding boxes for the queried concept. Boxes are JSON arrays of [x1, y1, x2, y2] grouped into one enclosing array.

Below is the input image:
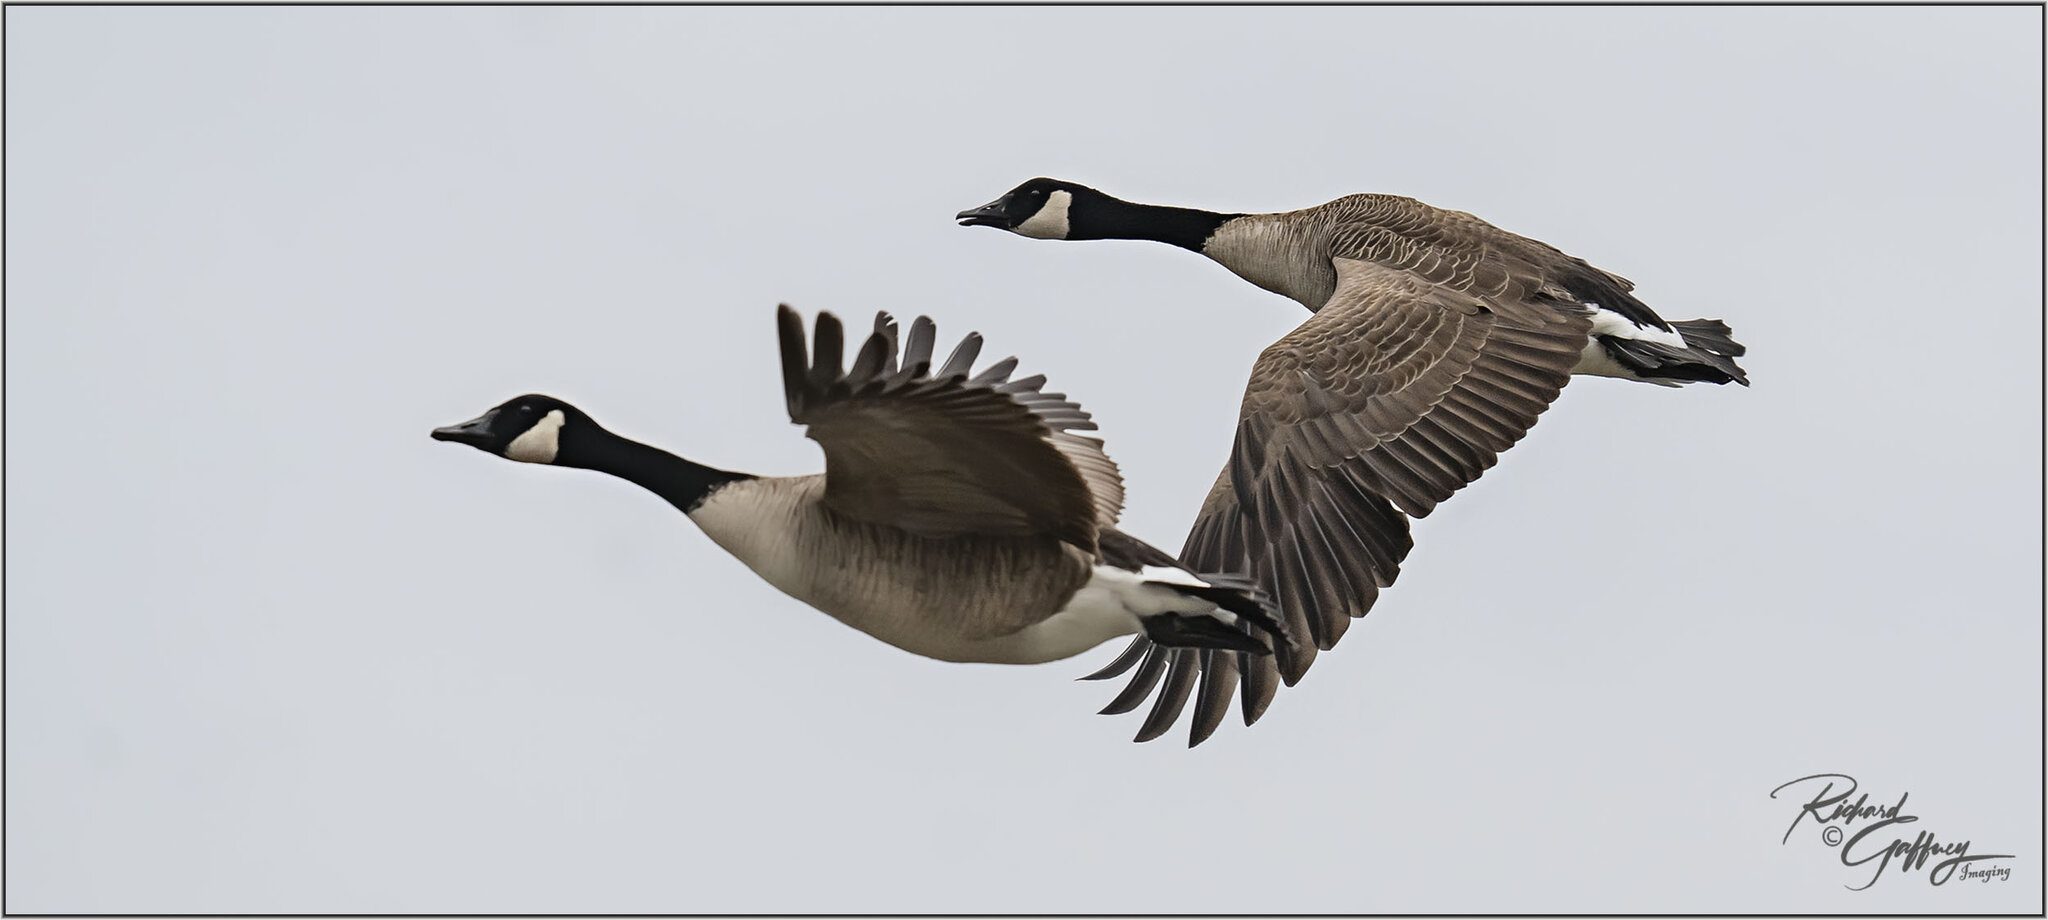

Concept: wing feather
[[1084, 259, 1590, 743], [776, 306, 1125, 546]]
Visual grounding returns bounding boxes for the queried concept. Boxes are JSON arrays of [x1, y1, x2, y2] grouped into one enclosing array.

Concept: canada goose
[[432, 306, 1284, 741], [959, 179, 1749, 744]]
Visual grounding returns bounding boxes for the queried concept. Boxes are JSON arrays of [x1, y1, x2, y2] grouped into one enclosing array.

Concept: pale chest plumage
[[1200, 216, 1338, 310]]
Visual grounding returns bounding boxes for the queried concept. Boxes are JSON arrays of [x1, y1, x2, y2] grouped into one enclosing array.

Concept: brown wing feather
[[777, 306, 1124, 549], [1087, 259, 1591, 744]]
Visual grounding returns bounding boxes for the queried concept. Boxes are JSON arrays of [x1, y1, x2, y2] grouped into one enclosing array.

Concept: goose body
[[434, 307, 1283, 737], [959, 178, 1749, 744], [965, 183, 1748, 387], [687, 474, 1174, 664], [1201, 198, 1744, 385]]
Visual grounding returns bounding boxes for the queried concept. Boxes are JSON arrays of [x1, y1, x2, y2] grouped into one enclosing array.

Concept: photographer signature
[[1771, 773, 2014, 890]]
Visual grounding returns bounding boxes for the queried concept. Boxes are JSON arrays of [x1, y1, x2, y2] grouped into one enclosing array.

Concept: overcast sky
[[6, 5, 2041, 914]]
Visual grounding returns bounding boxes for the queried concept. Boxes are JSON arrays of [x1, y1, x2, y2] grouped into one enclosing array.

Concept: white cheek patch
[[1012, 189, 1073, 240], [505, 409, 565, 464]]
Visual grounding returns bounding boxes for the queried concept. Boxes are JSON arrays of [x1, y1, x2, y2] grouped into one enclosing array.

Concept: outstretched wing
[[777, 305, 1123, 550], [1086, 259, 1593, 744]]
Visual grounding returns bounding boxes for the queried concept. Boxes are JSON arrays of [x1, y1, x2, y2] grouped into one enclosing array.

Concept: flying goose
[[431, 306, 1285, 740], [958, 179, 1749, 744]]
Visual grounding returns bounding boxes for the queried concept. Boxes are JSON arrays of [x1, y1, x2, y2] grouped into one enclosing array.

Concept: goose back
[[1206, 193, 1668, 332]]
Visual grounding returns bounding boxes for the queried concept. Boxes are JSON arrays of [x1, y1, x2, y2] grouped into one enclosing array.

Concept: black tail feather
[[1159, 571, 1289, 647], [1142, 613, 1271, 654], [1601, 317, 1750, 386], [1669, 318, 1747, 357]]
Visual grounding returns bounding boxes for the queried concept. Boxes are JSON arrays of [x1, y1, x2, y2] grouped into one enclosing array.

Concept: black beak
[[955, 199, 1010, 229], [431, 409, 498, 448]]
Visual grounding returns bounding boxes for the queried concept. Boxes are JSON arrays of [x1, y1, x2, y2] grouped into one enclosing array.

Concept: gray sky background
[[6, 6, 2041, 913]]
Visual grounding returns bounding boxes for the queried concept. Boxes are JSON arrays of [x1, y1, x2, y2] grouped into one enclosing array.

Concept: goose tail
[[1140, 569, 1286, 652], [1599, 317, 1750, 386]]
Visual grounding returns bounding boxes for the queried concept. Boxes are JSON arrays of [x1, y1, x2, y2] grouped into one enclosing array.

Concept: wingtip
[[777, 306, 810, 414], [935, 330, 985, 379], [776, 304, 806, 341], [1078, 636, 1148, 682]]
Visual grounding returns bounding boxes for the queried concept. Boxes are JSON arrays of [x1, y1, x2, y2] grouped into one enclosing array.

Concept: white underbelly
[[1571, 337, 1634, 378], [959, 593, 1142, 664], [967, 565, 1234, 665], [1570, 306, 1690, 384]]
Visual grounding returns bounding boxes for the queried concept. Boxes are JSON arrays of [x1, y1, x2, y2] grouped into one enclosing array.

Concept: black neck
[[1071, 193, 1238, 252], [561, 427, 750, 513]]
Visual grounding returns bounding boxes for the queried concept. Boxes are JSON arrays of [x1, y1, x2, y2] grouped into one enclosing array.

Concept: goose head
[[431, 394, 592, 466], [956, 177, 1107, 240]]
